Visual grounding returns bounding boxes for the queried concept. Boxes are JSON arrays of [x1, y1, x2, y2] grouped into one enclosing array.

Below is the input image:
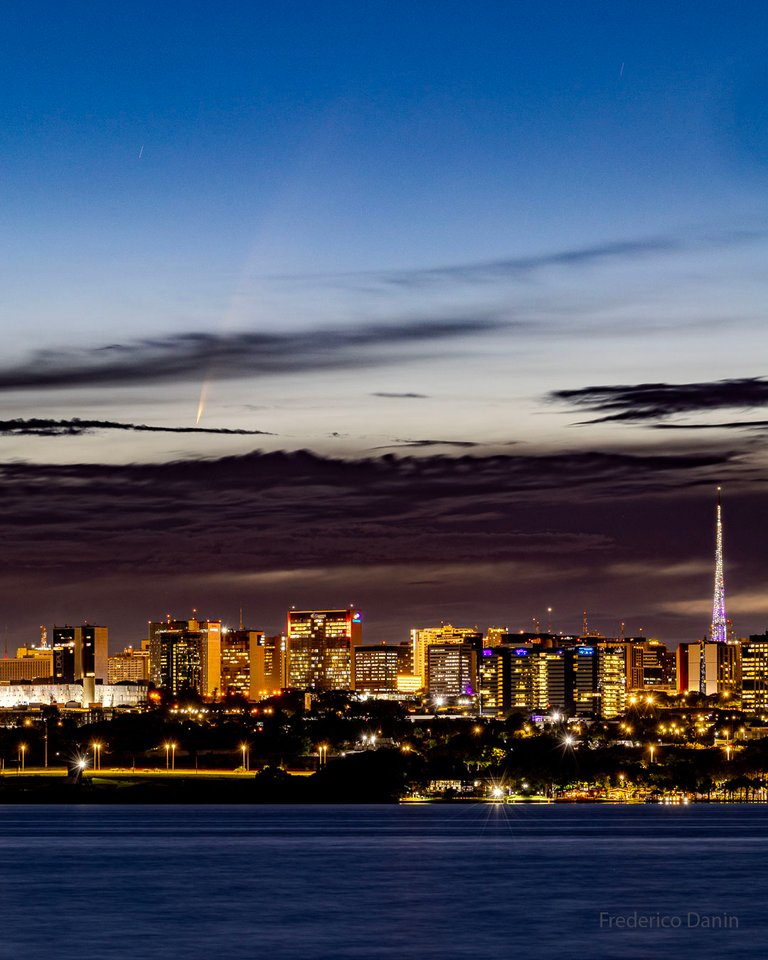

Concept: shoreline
[[0, 770, 761, 805]]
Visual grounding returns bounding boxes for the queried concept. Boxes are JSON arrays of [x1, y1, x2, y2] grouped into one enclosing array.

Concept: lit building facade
[[478, 648, 504, 715], [52, 624, 108, 682], [678, 640, 740, 699], [353, 644, 410, 695], [287, 609, 362, 691], [426, 642, 477, 700], [149, 618, 222, 696], [250, 634, 287, 700], [0, 683, 147, 708], [641, 641, 676, 692], [107, 645, 149, 684], [597, 645, 628, 718], [572, 645, 599, 717], [0, 647, 53, 683], [221, 628, 264, 697], [410, 624, 482, 686], [530, 649, 569, 712], [742, 633, 768, 714]]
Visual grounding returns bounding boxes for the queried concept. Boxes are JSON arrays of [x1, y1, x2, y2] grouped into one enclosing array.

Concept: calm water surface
[[0, 803, 765, 960]]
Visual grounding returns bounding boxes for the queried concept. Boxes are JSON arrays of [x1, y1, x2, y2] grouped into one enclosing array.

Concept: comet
[[195, 381, 209, 424]]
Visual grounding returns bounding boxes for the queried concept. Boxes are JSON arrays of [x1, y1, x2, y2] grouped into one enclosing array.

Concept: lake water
[[0, 803, 764, 959]]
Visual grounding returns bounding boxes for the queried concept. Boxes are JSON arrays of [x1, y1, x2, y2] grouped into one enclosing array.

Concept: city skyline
[[1, 5, 767, 645]]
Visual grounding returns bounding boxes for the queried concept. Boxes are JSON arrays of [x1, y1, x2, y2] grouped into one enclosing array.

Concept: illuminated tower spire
[[710, 487, 727, 643]]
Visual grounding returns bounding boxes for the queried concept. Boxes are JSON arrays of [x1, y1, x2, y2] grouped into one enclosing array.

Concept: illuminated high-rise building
[[221, 628, 264, 697], [478, 648, 504, 715], [742, 633, 768, 714], [484, 626, 508, 648], [149, 617, 221, 696], [572, 645, 599, 717], [354, 644, 410, 696], [410, 624, 482, 686], [0, 647, 53, 682], [250, 634, 287, 699], [597, 645, 628, 718], [287, 609, 362, 691], [52, 624, 108, 682], [107, 644, 149, 683], [426, 643, 477, 701], [641, 640, 676, 692], [530, 649, 569, 712], [675, 639, 738, 700], [478, 645, 535, 715]]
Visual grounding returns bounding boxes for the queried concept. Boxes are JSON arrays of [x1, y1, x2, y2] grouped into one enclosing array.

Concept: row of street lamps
[[11, 740, 254, 773]]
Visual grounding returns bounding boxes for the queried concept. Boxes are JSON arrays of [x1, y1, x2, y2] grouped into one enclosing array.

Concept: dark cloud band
[[0, 418, 273, 437], [552, 377, 768, 423], [0, 317, 502, 393], [0, 446, 736, 576]]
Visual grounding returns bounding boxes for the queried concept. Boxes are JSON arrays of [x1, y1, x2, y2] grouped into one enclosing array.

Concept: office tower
[[149, 618, 222, 696], [642, 640, 676, 692], [508, 646, 534, 710], [479, 647, 504, 715], [676, 642, 695, 694], [410, 624, 483, 686], [0, 647, 54, 682], [530, 649, 570, 712], [426, 643, 477, 700], [107, 645, 150, 683], [741, 633, 768, 714], [597, 646, 628, 718], [710, 488, 728, 644], [52, 624, 108, 681], [287, 609, 362, 691], [624, 641, 646, 693], [572, 645, 599, 717], [250, 634, 287, 700], [479, 645, 535, 715], [484, 626, 508, 648], [220, 628, 264, 697], [353, 644, 410, 696], [677, 640, 739, 699], [52, 638, 76, 682]]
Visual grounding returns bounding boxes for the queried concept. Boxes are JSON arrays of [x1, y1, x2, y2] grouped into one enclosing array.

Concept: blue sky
[[1, 2, 767, 643]]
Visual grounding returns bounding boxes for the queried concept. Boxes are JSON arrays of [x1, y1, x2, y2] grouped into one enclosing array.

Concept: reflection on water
[[0, 804, 764, 959]]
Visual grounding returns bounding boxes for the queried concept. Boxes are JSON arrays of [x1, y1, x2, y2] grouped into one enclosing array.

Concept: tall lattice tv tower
[[710, 487, 727, 643]]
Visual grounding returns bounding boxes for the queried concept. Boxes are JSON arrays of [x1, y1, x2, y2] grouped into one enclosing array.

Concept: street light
[[18, 743, 26, 773], [649, 744, 656, 763], [240, 742, 250, 772], [171, 742, 176, 771], [164, 741, 171, 770], [91, 741, 102, 771], [318, 743, 328, 768]]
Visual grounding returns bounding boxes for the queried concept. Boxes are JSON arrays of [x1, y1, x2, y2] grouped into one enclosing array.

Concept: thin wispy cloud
[[275, 228, 767, 292], [378, 238, 679, 288], [371, 392, 429, 399], [371, 439, 481, 449]]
